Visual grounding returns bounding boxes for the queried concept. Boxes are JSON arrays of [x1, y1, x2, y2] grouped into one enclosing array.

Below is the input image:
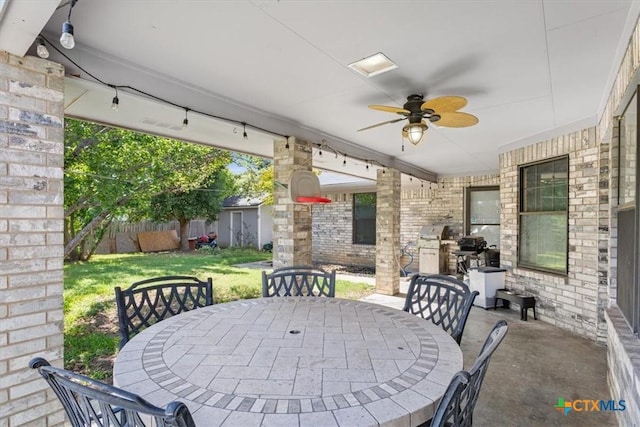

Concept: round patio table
[[114, 297, 462, 427]]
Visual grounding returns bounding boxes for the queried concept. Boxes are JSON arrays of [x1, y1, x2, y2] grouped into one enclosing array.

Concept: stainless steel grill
[[418, 225, 450, 274]]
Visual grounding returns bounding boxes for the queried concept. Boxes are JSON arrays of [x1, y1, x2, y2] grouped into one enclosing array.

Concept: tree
[[150, 168, 236, 251], [64, 119, 231, 261], [232, 154, 273, 200]]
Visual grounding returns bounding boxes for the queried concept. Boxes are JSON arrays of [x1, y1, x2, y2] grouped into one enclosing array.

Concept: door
[[231, 212, 243, 247]]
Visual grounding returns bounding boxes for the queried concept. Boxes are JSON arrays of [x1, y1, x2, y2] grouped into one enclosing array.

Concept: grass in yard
[[64, 249, 375, 381]]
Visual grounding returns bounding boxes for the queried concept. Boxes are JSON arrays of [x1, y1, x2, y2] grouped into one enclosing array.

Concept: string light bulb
[[111, 87, 119, 111], [182, 108, 189, 128], [36, 37, 49, 58], [242, 123, 248, 140], [343, 154, 347, 166], [60, 0, 77, 50]]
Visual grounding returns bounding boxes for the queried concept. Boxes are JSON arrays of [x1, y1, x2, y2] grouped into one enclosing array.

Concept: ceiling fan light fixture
[[403, 122, 427, 145], [348, 52, 398, 78]]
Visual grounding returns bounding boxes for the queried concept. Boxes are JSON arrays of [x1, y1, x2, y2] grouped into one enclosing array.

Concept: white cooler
[[468, 267, 506, 308]]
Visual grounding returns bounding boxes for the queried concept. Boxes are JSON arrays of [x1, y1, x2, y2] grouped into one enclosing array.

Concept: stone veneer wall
[[499, 128, 604, 341], [0, 52, 65, 426], [312, 174, 499, 273]]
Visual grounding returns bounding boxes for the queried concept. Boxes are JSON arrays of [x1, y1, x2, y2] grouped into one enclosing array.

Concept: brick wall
[[599, 11, 640, 424], [499, 128, 604, 341], [374, 169, 401, 295], [0, 52, 65, 426], [272, 138, 313, 268], [605, 309, 640, 425], [313, 174, 499, 274]]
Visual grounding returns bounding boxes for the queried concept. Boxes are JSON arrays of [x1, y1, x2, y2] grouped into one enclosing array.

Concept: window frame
[[517, 156, 569, 275], [352, 192, 376, 245], [616, 87, 640, 333], [464, 185, 500, 249]]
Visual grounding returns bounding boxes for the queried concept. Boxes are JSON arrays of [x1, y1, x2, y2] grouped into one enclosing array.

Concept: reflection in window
[[353, 193, 376, 245], [466, 187, 500, 249], [518, 157, 568, 274]]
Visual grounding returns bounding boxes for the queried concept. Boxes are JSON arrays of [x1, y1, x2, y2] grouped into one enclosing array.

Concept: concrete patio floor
[[239, 265, 616, 425], [359, 279, 616, 427]]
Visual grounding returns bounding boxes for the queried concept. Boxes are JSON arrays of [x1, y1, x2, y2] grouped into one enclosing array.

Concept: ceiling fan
[[358, 94, 478, 145]]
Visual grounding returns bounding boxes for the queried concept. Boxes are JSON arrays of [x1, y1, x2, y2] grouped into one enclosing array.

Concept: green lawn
[[63, 249, 375, 381]]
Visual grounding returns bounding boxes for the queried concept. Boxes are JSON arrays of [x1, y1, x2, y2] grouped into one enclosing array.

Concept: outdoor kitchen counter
[[114, 297, 462, 427]]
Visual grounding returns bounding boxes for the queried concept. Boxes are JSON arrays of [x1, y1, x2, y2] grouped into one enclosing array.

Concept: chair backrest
[[402, 274, 479, 344], [430, 320, 509, 427], [115, 275, 213, 349], [262, 265, 336, 297], [29, 357, 196, 427]]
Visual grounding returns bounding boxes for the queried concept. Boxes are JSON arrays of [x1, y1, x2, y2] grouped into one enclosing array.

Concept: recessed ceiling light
[[348, 52, 398, 78]]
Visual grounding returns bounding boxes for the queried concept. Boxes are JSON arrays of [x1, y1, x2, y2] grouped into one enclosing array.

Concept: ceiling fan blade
[[421, 96, 468, 113], [369, 105, 410, 115], [357, 117, 405, 132], [433, 111, 478, 127]]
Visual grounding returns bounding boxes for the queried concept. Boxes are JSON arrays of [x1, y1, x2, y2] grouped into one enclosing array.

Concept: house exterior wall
[[499, 128, 605, 341], [598, 12, 640, 425], [312, 175, 499, 271], [0, 52, 65, 426]]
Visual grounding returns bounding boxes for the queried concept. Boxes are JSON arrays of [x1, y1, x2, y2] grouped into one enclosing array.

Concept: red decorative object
[[296, 196, 331, 204]]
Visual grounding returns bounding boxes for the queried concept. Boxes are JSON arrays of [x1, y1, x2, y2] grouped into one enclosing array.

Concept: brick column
[[0, 52, 65, 426], [375, 168, 401, 295], [272, 137, 312, 268]]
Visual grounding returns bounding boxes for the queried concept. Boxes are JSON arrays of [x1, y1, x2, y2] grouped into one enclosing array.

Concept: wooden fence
[[95, 219, 216, 254]]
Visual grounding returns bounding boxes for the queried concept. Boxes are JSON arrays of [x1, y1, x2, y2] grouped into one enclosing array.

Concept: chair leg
[[533, 306, 537, 320]]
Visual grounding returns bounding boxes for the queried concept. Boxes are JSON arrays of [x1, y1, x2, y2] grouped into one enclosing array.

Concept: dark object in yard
[[430, 320, 509, 427], [263, 241, 273, 252], [403, 274, 479, 345], [195, 232, 217, 249], [115, 275, 213, 349], [29, 357, 196, 427], [494, 289, 537, 321], [262, 265, 336, 297]]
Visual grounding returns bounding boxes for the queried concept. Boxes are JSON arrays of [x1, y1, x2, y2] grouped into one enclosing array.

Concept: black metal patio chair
[[403, 274, 479, 345], [262, 265, 336, 297], [115, 275, 213, 349], [29, 357, 196, 427], [429, 320, 509, 427]]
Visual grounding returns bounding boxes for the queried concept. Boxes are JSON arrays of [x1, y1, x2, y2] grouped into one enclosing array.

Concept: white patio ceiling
[[2, 0, 639, 183]]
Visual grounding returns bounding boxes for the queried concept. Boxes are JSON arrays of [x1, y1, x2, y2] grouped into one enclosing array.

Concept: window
[[465, 186, 500, 249], [518, 157, 568, 274], [353, 193, 376, 245], [617, 89, 640, 332]]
